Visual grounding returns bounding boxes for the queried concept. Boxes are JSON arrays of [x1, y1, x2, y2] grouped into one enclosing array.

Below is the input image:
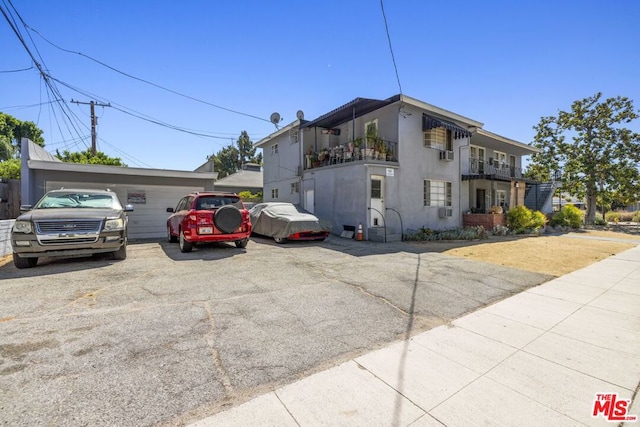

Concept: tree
[[0, 158, 21, 179], [207, 131, 262, 179], [0, 112, 46, 178], [0, 112, 45, 160], [55, 149, 127, 166], [529, 93, 640, 224]]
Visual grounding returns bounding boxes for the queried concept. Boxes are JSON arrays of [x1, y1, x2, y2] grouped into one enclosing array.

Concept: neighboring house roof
[[554, 192, 585, 206], [214, 167, 263, 189], [23, 139, 218, 180]]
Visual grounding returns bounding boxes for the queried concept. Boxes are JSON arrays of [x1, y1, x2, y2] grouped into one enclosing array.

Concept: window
[[423, 127, 452, 151], [496, 190, 507, 207], [365, 119, 378, 139], [290, 182, 299, 194], [424, 180, 452, 207], [271, 188, 279, 199], [271, 143, 279, 155], [371, 179, 382, 199], [493, 151, 506, 167]]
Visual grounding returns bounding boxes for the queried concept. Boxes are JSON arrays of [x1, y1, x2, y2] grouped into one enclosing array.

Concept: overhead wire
[[380, 0, 403, 95], [0, 65, 33, 73], [3, 1, 271, 164], [51, 76, 248, 142], [28, 24, 273, 124], [0, 100, 61, 111], [1, 0, 87, 148], [97, 138, 153, 168]]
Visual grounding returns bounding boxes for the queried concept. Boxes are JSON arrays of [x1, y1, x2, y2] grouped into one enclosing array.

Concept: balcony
[[466, 158, 522, 181], [304, 140, 398, 170]]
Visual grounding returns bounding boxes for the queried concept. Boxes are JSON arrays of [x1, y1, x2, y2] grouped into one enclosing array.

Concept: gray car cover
[[250, 203, 332, 239]]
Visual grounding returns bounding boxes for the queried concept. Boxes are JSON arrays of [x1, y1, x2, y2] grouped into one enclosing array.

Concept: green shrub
[[633, 212, 640, 223], [605, 211, 620, 223], [405, 226, 488, 241], [530, 210, 547, 230], [506, 206, 546, 234], [594, 213, 607, 226], [606, 210, 636, 222], [550, 204, 584, 228]]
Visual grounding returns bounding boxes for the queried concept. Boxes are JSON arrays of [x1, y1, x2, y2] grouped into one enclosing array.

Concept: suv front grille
[[36, 220, 102, 234]]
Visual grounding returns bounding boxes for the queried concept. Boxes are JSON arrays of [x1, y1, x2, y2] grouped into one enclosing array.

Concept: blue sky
[[2, 0, 639, 171]]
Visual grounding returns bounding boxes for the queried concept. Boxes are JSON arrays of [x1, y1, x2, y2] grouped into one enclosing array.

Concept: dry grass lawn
[[444, 230, 639, 277]]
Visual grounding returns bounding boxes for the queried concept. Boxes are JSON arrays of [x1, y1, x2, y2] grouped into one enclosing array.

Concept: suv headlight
[[13, 220, 33, 233], [104, 218, 125, 231]]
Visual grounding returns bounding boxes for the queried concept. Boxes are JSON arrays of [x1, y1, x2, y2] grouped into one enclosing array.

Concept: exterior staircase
[[524, 181, 559, 213]]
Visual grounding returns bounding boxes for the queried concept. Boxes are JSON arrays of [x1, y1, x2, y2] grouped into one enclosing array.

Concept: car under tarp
[[250, 203, 332, 239]]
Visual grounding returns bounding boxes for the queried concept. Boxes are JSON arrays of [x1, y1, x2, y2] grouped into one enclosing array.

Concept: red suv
[[166, 192, 251, 252]]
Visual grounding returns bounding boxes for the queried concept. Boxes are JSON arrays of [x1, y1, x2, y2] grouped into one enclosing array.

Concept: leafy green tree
[[55, 149, 127, 166], [0, 158, 21, 179], [207, 131, 263, 178], [0, 112, 46, 178], [0, 112, 45, 160], [529, 93, 640, 224]]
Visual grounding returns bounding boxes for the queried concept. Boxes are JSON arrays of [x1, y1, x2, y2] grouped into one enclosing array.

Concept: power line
[[0, 65, 33, 73], [380, 0, 403, 95], [0, 100, 61, 110], [28, 24, 273, 124], [98, 137, 154, 168], [2, 0, 92, 147], [52, 76, 248, 142]]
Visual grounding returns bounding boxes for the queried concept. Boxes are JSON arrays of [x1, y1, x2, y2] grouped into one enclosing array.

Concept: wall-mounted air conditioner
[[438, 207, 453, 217], [439, 150, 454, 161]]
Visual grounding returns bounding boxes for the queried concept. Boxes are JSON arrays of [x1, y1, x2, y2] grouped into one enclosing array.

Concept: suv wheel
[[167, 226, 177, 243], [235, 238, 248, 248], [13, 253, 37, 269], [179, 229, 193, 253], [274, 237, 286, 244], [112, 241, 127, 260]]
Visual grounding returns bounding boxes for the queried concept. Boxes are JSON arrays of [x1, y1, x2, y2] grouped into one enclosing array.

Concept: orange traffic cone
[[356, 223, 364, 241]]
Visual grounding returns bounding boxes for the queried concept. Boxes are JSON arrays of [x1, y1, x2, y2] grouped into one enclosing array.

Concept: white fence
[[0, 220, 14, 257]]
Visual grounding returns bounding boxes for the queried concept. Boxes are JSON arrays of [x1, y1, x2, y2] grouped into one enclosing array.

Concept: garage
[[20, 139, 218, 239]]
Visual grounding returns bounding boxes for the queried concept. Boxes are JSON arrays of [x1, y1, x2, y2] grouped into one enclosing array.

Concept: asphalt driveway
[[0, 237, 552, 426]]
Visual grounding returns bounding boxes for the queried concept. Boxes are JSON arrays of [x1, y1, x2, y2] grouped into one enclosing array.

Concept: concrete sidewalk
[[190, 246, 640, 427]]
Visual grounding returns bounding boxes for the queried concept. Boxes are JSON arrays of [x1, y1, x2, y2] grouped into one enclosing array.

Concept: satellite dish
[[296, 110, 305, 120], [270, 112, 281, 125]]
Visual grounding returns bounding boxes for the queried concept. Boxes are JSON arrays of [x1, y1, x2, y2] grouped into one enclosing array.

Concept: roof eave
[[400, 95, 484, 128], [27, 160, 219, 180], [476, 128, 540, 154], [254, 120, 302, 148]]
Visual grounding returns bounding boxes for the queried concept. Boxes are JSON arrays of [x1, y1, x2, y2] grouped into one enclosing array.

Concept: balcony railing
[[304, 140, 398, 170], [468, 158, 522, 180]]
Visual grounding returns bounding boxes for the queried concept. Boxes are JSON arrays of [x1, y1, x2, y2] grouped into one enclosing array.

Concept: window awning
[[422, 114, 473, 139]]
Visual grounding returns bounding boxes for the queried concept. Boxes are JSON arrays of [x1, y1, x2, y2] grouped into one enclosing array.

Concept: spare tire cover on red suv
[[214, 205, 242, 233]]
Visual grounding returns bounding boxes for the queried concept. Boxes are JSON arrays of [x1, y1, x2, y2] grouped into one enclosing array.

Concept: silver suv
[[11, 189, 133, 269]]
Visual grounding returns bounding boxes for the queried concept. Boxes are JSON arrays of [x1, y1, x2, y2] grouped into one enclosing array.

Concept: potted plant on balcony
[[376, 140, 387, 160], [364, 123, 378, 159]]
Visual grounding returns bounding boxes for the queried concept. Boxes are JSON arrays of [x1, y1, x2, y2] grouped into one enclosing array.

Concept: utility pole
[[71, 99, 111, 154]]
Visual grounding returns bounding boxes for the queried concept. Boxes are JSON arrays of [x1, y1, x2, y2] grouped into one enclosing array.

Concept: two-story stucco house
[[254, 94, 539, 241]]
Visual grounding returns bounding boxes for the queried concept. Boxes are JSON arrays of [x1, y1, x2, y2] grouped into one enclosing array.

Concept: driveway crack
[[202, 302, 233, 395]]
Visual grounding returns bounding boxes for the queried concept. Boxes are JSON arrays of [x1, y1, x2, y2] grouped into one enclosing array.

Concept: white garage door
[[46, 181, 204, 239]]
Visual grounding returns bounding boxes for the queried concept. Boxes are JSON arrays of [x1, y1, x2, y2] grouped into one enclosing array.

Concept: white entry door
[[370, 175, 384, 226], [305, 189, 314, 214]]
